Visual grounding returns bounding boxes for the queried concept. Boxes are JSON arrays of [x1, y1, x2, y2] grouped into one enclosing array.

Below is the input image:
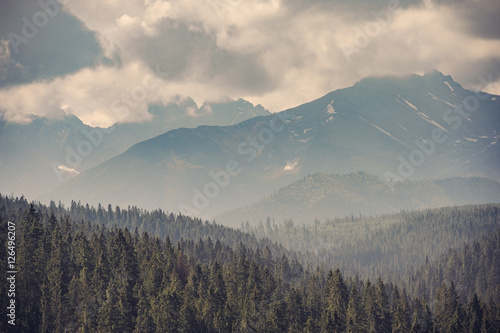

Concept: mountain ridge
[[215, 172, 500, 226], [0, 97, 270, 199], [47, 70, 500, 220]]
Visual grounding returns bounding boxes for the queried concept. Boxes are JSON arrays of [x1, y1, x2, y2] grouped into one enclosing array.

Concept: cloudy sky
[[1, 0, 499, 127]]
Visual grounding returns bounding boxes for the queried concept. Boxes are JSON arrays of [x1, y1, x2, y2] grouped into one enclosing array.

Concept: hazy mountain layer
[[215, 172, 500, 226], [48, 71, 500, 219], [0, 97, 269, 198]]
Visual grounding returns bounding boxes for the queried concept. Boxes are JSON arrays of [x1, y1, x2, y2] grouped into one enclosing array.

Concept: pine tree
[[286, 287, 306, 332], [266, 300, 288, 333], [363, 280, 378, 333], [151, 270, 182, 332], [375, 277, 391, 333], [434, 282, 465, 333], [17, 205, 45, 332], [97, 280, 124, 333], [465, 293, 482, 332], [206, 261, 227, 331], [78, 267, 95, 333], [133, 286, 154, 333], [346, 283, 367, 333], [391, 286, 410, 333], [244, 259, 262, 330], [321, 308, 343, 333], [305, 273, 323, 328], [325, 269, 349, 331], [40, 228, 66, 333], [410, 297, 432, 333], [178, 294, 199, 333]]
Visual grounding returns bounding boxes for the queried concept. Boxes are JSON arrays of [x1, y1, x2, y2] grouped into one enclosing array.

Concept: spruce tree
[[391, 286, 411, 333], [346, 283, 367, 333], [375, 277, 391, 333], [17, 206, 45, 331], [325, 269, 349, 331]]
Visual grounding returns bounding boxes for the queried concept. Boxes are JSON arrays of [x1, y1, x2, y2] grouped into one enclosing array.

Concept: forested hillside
[[404, 229, 500, 306], [0, 194, 299, 263], [1, 203, 499, 332], [2, 195, 498, 284], [216, 172, 500, 226], [247, 204, 500, 280]]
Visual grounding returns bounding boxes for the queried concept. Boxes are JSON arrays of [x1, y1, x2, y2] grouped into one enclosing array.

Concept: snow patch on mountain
[[417, 113, 449, 132], [425, 91, 454, 107], [440, 100, 455, 107], [465, 137, 478, 142], [58, 165, 80, 175], [427, 91, 439, 101], [444, 81, 454, 91], [325, 100, 337, 115], [403, 99, 418, 110], [418, 112, 430, 119], [284, 158, 299, 171], [358, 116, 406, 146]]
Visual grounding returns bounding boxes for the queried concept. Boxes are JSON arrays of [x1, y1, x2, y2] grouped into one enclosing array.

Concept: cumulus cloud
[[0, 62, 168, 127], [1, 0, 499, 125]]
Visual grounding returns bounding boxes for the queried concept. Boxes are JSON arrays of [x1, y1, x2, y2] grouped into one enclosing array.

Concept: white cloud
[[1, 0, 500, 125], [0, 62, 175, 127]]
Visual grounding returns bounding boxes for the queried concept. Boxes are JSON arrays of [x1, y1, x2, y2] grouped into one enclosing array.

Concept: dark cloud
[[133, 20, 278, 94], [0, 0, 110, 88], [0, 0, 499, 125], [449, 57, 500, 91], [434, 0, 500, 39], [282, 0, 423, 20]]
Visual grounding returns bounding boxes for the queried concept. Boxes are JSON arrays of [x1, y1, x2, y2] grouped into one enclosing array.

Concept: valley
[[2, 0, 500, 331]]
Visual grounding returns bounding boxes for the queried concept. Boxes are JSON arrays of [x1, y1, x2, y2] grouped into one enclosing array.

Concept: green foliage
[[1, 195, 500, 332], [248, 204, 500, 283], [405, 229, 500, 305]]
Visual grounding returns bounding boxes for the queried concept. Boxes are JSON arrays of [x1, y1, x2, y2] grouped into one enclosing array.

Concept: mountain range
[[0, 97, 269, 199], [41, 70, 500, 220]]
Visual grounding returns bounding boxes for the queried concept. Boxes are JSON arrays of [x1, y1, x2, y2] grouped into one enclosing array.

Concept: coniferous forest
[[3, 1, 500, 331], [1, 195, 500, 332]]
